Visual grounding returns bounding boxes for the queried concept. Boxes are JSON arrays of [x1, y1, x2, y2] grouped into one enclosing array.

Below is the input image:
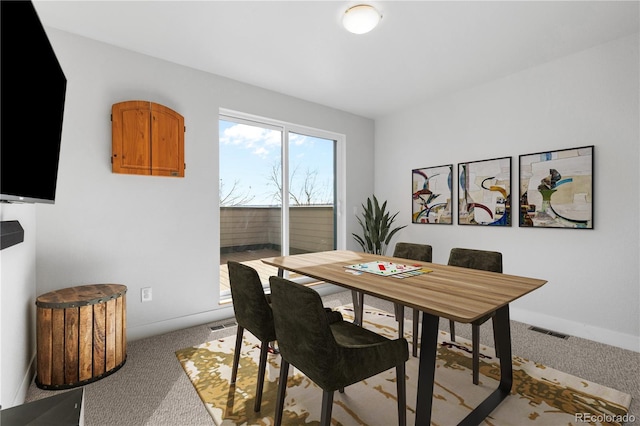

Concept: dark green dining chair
[[393, 242, 432, 357], [447, 248, 503, 385], [352, 242, 432, 357], [269, 276, 409, 426], [227, 261, 277, 412]]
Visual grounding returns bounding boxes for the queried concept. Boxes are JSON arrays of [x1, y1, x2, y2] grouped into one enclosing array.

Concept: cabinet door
[[112, 101, 185, 177], [112, 101, 151, 175], [150, 103, 184, 177]]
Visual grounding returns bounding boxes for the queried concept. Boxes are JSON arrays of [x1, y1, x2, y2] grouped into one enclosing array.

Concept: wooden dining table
[[261, 249, 547, 426]]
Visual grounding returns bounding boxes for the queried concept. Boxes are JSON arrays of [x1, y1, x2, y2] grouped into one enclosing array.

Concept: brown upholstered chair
[[447, 248, 503, 385], [227, 261, 277, 412], [269, 276, 409, 426]]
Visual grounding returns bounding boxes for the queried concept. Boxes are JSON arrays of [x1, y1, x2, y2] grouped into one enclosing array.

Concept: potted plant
[[353, 194, 407, 255]]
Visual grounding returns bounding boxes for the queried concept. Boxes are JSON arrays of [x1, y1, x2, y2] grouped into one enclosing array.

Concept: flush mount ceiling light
[[342, 4, 381, 34]]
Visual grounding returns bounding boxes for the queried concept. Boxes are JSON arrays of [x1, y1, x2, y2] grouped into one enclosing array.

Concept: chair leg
[[320, 390, 334, 426], [394, 303, 404, 338], [412, 309, 420, 357], [351, 290, 364, 326], [274, 359, 290, 426], [231, 326, 244, 384], [472, 324, 480, 385], [396, 363, 407, 426], [449, 319, 456, 342], [254, 340, 270, 412]]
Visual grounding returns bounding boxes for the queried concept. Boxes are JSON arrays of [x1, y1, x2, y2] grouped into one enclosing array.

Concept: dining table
[[261, 249, 547, 426]]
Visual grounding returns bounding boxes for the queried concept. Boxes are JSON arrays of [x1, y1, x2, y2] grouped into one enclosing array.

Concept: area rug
[[176, 305, 632, 426]]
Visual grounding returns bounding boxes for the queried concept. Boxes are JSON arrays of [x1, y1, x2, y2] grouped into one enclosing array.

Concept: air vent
[[528, 326, 570, 339], [210, 320, 237, 331]]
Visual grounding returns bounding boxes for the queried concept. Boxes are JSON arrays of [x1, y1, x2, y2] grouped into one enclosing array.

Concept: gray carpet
[[25, 290, 639, 425]]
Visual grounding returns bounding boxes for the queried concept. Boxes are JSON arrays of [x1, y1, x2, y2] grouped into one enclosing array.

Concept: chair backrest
[[393, 242, 432, 262], [227, 261, 275, 342], [269, 276, 339, 382], [447, 248, 502, 273]]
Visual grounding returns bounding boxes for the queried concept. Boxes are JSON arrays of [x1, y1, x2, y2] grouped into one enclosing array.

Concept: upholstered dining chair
[[352, 242, 432, 357], [227, 261, 277, 412], [447, 248, 503, 385], [269, 276, 409, 426], [392, 242, 432, 357]]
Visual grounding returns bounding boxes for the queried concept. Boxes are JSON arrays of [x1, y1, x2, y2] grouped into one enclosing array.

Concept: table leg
[[415, 305, 513, 426], [414, 312, 439, 425], [457, 304, 513, 426]]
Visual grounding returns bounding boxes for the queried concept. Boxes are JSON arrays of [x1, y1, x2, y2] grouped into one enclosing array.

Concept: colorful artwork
[[519, 146, 593, 229], [412, 165, 453, 224], [458, 157, 511, 226]]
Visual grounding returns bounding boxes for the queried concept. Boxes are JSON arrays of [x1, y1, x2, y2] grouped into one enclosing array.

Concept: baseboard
[[127, 283, 344, 341], [127, 305, 236, 341], [510, 307, 640, 353], [8, 353, 37, 408], [128, 289, 639, 353]]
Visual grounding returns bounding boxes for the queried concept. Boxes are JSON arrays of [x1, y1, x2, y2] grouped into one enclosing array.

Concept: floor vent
[[528, 326, 570, 339], [210, 321, 237, 331]]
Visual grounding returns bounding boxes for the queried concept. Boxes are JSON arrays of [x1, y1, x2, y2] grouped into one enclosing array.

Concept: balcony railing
[[220, 205, 334, 294]]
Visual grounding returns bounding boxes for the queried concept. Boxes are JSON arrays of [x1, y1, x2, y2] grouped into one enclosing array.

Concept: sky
[[219, 120, 334, 206]]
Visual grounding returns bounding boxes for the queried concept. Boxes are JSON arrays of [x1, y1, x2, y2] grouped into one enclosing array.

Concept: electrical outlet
[[141, 287, 152, 302]]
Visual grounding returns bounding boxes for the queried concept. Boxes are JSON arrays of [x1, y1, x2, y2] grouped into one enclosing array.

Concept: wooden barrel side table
[[36, 284, 127, 390]]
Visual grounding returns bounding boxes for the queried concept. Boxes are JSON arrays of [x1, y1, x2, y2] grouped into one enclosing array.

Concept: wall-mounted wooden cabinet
[[112, 100, 185, 177]]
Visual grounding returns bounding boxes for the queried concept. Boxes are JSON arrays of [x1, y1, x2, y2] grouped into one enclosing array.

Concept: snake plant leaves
[[352, 194, 407, 255]]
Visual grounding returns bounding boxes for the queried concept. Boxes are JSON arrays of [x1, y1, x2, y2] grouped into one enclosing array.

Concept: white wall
[[0, 204, 37, 408], [31, 29, 374, 344], [3, 18, 637, 412], [1, 27, 374, 407], [375, 34, 639, 351]]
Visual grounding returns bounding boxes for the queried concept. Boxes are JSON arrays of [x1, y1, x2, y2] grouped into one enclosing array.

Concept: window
[[219, 110, 345, 297]]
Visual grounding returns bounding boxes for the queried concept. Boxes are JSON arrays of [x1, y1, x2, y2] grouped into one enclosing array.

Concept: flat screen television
[[1, 0, 67, 204]]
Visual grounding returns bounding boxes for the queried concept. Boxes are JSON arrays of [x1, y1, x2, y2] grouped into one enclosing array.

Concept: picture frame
[[412, 164, 453, 224], [458, 156, 511, 226], [519, 145, 593, 229]]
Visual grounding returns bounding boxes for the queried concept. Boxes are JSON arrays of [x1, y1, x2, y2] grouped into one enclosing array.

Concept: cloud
[[221, 122, 321, 163], [220, 123, 281, 154], [253, 146, 269, 158], [290, 133, 308, 146]]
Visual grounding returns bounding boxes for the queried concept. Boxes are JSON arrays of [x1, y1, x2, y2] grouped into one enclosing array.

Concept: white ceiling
[[33, 1, 639, 119]]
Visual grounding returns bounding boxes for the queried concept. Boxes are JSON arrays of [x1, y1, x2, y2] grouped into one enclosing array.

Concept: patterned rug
[[176, 305, 632, 426]]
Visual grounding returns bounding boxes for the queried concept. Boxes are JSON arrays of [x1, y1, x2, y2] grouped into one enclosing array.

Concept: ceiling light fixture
[[342, 4, 381, 34]]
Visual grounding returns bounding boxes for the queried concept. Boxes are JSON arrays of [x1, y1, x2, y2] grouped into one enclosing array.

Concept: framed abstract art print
[[412, 164, 453, 224], [458, 156, 511, 226], [519, 146, 593, 229]]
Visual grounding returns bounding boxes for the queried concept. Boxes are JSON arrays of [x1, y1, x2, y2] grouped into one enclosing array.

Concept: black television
[[1, 0, 67, 204]]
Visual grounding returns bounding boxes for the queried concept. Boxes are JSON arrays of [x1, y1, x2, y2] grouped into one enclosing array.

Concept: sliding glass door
[[219, 112, 343, 297]]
